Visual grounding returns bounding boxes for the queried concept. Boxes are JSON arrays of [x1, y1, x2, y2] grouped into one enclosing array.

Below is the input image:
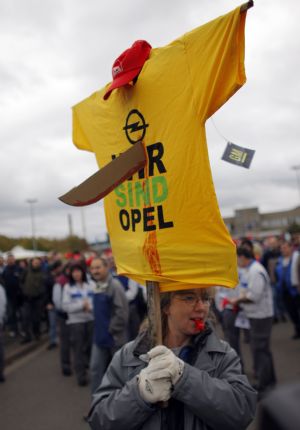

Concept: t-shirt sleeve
[[182, 6, 247, 121], [72, 94, 98, 152]]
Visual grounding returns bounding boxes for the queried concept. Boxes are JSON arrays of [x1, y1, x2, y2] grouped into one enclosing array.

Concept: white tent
[[2, 245, 47, 260]]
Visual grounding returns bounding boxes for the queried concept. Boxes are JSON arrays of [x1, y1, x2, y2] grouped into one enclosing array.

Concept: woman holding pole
[[88, 287, 256, 430]]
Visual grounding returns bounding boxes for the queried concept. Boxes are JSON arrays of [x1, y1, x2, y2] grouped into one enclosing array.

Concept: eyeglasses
[[175, 293, 211, 307]]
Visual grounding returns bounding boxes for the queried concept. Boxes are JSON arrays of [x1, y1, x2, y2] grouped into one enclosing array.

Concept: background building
[[224, 206, 300, 238]]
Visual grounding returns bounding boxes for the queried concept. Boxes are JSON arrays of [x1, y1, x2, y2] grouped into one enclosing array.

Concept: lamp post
[[80, 207, 87, 241], [26, 199, 38, 252], [291, 166, 300, 207]]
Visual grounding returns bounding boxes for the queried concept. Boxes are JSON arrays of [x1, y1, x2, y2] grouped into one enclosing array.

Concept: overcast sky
[[1, 0, 299, 244]]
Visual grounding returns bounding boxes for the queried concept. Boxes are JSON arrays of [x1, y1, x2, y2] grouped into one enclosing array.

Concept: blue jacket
[[93, 275, 129, 349], [275, 257, 298, 297]]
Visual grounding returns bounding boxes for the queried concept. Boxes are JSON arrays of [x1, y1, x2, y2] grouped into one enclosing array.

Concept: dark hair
[[49, 260, 63, 272], [240, 238, 254, 251], [31, 257, 41, 263], [69, 263, 87, 284], [160, 292, 172, 339], [237, 246, 254, 259], [281, 240, 292, 247]]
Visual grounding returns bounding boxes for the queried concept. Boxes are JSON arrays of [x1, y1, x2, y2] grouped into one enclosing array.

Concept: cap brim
[[103, 68, 141, 100]]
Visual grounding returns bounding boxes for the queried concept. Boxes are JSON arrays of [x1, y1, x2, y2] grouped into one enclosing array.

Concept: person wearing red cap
[[87, 287, 256, 430]]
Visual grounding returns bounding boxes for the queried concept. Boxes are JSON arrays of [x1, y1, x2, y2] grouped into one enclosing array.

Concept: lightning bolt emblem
[[123, 109, 149, 144], [123, 121, 148, 134]]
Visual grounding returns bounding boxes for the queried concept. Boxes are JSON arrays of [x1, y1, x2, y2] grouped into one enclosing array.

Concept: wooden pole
[[240, 0, 254, 13], [146, 281, 163, 348], [146, 280, 169, 408]]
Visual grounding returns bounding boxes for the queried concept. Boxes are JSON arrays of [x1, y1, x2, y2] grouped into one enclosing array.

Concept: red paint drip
[[143, 231, 162, 275], [142, 141, 162, 275]]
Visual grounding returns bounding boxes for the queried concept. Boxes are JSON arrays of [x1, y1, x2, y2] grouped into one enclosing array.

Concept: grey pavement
[[233, 320, 300, 386], [4, 333, 48, 366], [0, 344, 90, 430], [239, 320, 300, 430], [0, 320, 299, 430]]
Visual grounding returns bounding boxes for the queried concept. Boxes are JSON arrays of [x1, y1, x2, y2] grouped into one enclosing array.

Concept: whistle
[[194, 320, 205, 331]]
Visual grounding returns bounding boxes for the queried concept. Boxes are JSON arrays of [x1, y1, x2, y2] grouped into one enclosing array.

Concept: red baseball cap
[[103, 40, 152, 100]]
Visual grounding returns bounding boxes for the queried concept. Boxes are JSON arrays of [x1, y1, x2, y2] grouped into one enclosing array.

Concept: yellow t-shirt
[[73, 7, 247, 292]]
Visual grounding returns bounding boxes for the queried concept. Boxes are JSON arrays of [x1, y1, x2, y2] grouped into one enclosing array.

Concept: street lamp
[[291, 166, 300, 207], [26, 199, 38, 252], [80, 207, 87, 240]]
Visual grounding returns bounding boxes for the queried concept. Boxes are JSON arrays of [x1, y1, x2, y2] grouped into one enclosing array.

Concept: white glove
[[147, 345, 184, 386], [138, 345, 185, 403], [138, 362, 172, 403]]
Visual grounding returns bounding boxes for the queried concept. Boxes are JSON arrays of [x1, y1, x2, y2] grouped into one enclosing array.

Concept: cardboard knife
[[59, 141, 146, 207]]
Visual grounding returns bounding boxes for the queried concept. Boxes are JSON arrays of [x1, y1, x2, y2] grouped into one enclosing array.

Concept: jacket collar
[[131, 321, 226, 358], [204, 328, 228, 353], [121, 319, 229, 370]]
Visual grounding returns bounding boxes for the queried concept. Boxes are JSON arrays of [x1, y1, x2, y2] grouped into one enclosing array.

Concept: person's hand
[[147, 345, 184, 386], [228, 297, 240, 306], [138, 362, 172, 403], [82, 299, 91, 312], [46, 303, 54, 310]]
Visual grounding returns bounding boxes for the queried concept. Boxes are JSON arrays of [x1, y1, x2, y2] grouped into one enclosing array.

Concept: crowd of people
[[0, 250, 147, 387], [214, 235, 300, 400], [0, 234, 300, 428]]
